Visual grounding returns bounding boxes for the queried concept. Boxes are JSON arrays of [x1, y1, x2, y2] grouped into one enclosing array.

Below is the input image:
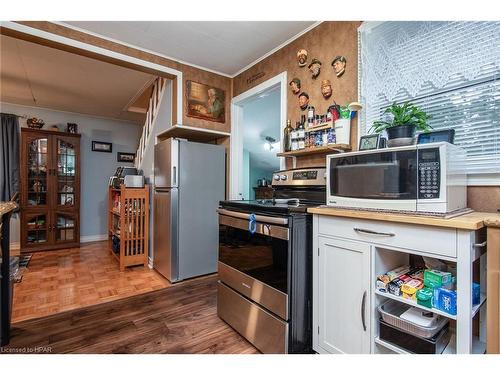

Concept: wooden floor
[[6, 275, 259, 354], [12, 241, 170, 322]]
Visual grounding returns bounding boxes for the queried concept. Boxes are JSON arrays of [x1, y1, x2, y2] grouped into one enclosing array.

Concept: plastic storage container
[[378, 299, 449, 338], [379, 319, 451, 354]]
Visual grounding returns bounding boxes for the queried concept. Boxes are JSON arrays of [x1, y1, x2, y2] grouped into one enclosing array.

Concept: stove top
[[221, 167, 327, 216], [219, 199, 321, 215]]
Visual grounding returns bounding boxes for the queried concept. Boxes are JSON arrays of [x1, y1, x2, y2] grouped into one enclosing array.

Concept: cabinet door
[[21, 133, 51, 209], [22, 210, 50, 249], [52, 211, 79, 246], [53, 135, 80, 209], [317, 236, 371, 354]]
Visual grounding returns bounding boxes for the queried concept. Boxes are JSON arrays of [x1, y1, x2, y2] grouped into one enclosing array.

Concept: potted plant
[[371, 102, 431, 147]]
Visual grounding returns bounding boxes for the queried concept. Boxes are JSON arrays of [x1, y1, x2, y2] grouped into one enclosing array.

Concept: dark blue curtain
[[0, 113, 20, 201]]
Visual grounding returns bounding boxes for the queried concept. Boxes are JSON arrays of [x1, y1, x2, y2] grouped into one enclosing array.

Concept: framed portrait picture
[[186, 80, 225, 123], [92, 141, 112, 153], [117, 152, 135, 163], [66, 123, 78, 133]]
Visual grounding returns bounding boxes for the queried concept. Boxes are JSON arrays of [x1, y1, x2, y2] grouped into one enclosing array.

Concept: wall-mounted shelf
[[277, 144, 351, 158], [157, 124, 230, 143]]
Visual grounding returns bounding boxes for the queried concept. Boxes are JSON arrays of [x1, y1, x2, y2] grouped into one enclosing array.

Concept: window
[[358, 21, 500, 182]]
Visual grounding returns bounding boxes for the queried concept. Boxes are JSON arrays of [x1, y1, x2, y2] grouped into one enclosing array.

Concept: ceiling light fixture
[[263, 136, 278, 151]]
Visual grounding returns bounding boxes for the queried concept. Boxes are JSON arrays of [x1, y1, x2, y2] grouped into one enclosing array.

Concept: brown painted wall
[[14, 21, 232, 133], [468, 186, 500, 213], [232, 21, 362, 168]]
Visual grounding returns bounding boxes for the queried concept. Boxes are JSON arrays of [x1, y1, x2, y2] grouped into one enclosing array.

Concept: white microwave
[[326, 142, 467, 213]]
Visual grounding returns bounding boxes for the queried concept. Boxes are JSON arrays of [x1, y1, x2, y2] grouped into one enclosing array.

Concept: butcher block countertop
[[308, 206, 500, 230]]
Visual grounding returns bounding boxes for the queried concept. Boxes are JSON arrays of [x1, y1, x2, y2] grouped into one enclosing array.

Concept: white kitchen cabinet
[[312, 213, 488, 355], [314, 235, 371, 354]]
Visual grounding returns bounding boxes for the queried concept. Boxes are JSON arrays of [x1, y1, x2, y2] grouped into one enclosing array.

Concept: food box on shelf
[[416, 287, 434, 308], [424, 269, 453, 289], [401, 278, 424, 300], [434, 288, 457, 315], [387, 265, 411, 281]]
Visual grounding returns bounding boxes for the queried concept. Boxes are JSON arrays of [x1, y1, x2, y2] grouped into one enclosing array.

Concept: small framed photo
[[359, 134, 382, 151], [92, 141, 112, 153], [66, 123, 78, 133], [117, 152, 135, 163]]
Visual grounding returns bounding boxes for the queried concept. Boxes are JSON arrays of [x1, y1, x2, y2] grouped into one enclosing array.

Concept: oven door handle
[[217, 208, 288, 225], [219, 214, 289, 241]]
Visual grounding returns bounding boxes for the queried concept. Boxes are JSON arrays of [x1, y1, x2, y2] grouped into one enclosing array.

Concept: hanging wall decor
[[321, 79, 333, 99], [308, 58, 322, 79], [298, 92, 310, 111], [331, 56, 347, 77], [289, 78, 301, 95], [186, 80, 225, 123], [297, 49, 308, 67]]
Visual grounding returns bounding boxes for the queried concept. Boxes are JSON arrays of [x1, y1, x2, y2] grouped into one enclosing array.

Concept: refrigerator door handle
[[173, 166, 177, 186]]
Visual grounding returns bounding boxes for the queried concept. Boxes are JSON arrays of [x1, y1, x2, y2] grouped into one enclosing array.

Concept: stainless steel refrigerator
[[153, 138, 225, 282]]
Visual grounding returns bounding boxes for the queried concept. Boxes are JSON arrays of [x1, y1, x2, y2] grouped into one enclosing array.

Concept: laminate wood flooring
[[12, 241, 170, 322], [5, 275, 259, 354]]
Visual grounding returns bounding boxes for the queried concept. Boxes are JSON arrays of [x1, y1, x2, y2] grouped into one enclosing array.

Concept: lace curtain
[[358, 21, 500, 175]]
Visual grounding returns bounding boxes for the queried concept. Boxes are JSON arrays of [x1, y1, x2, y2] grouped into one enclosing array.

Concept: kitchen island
[[309, 207, 500, 354]]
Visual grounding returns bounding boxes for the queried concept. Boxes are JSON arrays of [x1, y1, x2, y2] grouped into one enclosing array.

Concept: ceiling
[[0, 34, 155, 124], [242, 87, 281, 173], [61, 21, 318, 76]]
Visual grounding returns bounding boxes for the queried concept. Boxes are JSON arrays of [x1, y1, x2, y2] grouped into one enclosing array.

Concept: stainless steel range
[[217, 167, 326, 354]]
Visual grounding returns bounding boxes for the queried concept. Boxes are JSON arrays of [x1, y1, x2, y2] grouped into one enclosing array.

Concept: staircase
[[135, 77, 168, 169]]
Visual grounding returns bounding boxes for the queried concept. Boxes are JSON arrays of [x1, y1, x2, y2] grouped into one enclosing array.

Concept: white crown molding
[[231, 21, 323, 78], [53, 21, 322, 78]]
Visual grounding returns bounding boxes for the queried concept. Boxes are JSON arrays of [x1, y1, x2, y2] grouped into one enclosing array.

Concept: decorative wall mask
[[289, 78, 301, 95], [331, 56, 347, 77], [308, 58, 322, 79], [298, 92, 310, 111], [297, 49, 308, 67], [321, 79, 333, 99]]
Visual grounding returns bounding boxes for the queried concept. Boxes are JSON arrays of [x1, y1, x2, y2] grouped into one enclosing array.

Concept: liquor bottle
[[291, 122, 299, 151], [307, 106, 315, 128], [298, 117, 306, 150], [283, 119, 293, 152]]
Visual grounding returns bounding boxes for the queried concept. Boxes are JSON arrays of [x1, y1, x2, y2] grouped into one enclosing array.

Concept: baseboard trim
[[80, 234, 108, 243]]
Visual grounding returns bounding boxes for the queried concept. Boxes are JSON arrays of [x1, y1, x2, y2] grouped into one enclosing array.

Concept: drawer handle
[[473, 241, 487, 248], [361, 291, 367, 332], [354, 227, 395, 237]]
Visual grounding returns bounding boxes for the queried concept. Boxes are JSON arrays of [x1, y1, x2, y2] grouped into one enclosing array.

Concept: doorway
[[230, 72, 287, 200]]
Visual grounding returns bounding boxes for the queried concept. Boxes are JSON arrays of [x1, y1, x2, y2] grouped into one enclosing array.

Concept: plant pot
[[386, 124, 416, 147]]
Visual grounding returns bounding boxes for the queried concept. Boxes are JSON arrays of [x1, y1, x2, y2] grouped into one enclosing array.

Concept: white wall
[[1, 102, 142, 245], [135, 81, 172, 261]]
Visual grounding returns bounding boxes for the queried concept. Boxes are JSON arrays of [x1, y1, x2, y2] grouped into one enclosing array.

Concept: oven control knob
[[273, 175, 280, 181], [280, 174, 287, 181]]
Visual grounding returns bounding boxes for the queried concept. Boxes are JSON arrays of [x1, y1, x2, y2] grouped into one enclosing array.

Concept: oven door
[[327, 148, 418, 210], [217, 209, 290, 320]]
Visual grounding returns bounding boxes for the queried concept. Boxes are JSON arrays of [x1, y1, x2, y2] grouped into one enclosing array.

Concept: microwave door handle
[[353, 227, 395, 237]]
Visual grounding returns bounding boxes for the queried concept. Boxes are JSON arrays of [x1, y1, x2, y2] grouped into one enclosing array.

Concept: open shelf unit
[[108, 185, 150, 271], [372, 235, 488, 354], [157, 124, 230, 143]]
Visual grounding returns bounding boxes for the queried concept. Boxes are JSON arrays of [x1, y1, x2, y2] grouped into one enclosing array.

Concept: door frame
[[0, 21, 183, 125], [229, 71, 287, 200]]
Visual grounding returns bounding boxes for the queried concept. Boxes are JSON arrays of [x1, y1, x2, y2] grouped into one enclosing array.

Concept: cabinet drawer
[[317, 216, 457, 258]]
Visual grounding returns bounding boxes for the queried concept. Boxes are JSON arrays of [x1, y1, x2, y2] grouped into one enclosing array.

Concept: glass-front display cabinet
[[20, 129, 80, 252]]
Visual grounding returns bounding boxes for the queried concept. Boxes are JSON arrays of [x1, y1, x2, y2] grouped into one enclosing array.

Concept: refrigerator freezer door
[[153, 188, 179, 282], [154, 139, 179, 188], [178, 141, 225, 280]]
